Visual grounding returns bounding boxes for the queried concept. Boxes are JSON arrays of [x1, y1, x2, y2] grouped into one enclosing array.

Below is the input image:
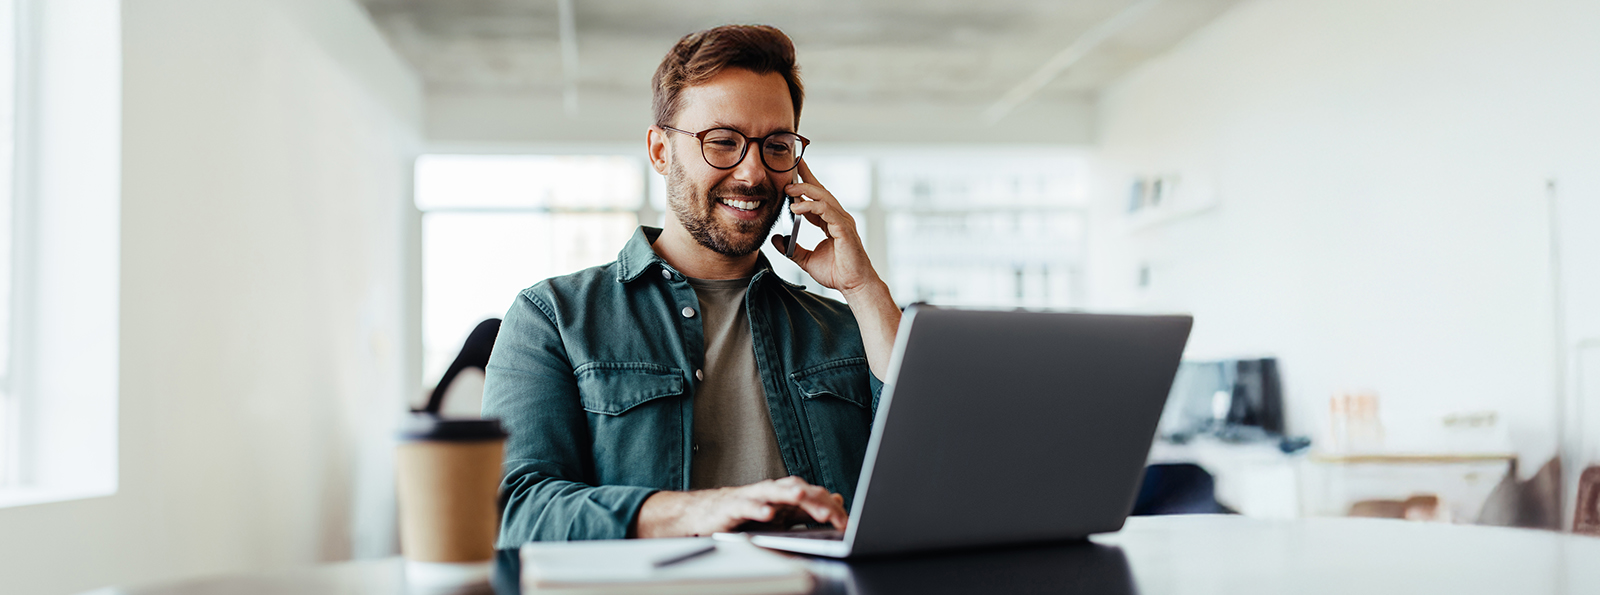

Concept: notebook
[[519, 537, 812, 595]]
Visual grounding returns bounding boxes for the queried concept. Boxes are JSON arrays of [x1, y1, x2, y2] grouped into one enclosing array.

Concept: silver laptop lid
[[843, 306, 1193, 556]]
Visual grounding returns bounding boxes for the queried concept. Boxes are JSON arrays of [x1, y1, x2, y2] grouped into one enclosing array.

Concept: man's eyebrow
[[711, 121, 795, 136]]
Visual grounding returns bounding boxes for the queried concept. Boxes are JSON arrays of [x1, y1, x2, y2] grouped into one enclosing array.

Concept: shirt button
[[661, 269, 673, 280], [695, 369, 704, 381], [682, 307, 696, 318], [692, 444, 700, 453]]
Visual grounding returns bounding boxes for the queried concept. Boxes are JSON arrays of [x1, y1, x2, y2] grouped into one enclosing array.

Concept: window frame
[[0, 0, 29, 492], [0, 0, 120, 508]]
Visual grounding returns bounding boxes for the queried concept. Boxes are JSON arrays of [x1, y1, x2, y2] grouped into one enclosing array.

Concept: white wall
[[0, 0, 423, 593], [1089, 0, 1600, 469]]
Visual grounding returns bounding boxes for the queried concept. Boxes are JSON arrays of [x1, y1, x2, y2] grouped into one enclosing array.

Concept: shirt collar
[[615, 225, 805, 290]]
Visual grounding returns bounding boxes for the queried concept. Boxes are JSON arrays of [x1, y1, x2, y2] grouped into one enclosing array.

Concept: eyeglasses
[[659, 125, 810, 172]]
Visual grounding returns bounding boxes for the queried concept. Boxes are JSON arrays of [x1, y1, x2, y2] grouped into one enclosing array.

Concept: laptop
[[732, 306, 1193, 558]]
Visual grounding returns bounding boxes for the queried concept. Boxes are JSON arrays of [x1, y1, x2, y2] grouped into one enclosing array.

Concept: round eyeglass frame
[[658, 124, 810, 172]]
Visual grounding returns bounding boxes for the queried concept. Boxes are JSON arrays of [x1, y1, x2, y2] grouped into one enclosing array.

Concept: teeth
[[720, 198, 759, 211]]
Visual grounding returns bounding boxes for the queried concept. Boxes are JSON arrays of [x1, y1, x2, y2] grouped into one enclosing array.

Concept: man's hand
[[634, 476, 848, 538], [773, 157, 902, 379], [774, 158, 882, 297]]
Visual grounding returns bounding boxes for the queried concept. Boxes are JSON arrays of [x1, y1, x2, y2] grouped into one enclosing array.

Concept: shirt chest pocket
[[792, 358, 873, 410], [576, 362, 687, 416]]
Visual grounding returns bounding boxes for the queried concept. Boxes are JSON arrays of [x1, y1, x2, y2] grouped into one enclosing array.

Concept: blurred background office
[[0, 0, 1596, 593]]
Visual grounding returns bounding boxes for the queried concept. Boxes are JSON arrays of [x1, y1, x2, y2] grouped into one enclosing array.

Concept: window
[[416, 155, 649, 388], [0, 0, 120, 507]]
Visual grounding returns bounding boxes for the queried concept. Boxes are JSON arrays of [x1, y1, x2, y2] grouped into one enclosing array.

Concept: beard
[[666, 156, 785, 258]]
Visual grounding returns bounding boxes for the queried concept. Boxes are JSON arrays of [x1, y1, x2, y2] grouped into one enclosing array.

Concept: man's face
[[658, 68, 798, 258]]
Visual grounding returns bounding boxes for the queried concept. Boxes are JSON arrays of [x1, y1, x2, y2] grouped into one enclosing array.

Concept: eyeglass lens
[[701, 129, 804, 171]]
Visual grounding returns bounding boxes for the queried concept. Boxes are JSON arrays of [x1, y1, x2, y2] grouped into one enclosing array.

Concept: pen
[[650, 543, 717, 568]]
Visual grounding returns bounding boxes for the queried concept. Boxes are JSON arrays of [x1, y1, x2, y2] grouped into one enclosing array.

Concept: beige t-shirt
[[686, 276, 790, 489]]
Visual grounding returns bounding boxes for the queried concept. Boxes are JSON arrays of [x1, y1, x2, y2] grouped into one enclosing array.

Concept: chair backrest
[[421, 318, 501, 415], [1576, 466, 1600, 536], [1131, 463, 1229, 516]]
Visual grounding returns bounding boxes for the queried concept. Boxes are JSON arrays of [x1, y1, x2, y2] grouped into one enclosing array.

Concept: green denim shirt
[[483, 226, 884, 545]]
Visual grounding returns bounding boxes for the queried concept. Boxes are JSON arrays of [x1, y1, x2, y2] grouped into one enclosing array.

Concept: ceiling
[[358, 0, 1244, 144]]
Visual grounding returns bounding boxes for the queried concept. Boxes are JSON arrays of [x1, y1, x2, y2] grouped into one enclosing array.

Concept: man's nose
[[730, 142, 768, 185]]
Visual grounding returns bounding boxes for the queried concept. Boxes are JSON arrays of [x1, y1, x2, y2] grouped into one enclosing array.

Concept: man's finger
[[793, 487, 835, 519], [818, 503, 849, 531], [785, 484, 846, 528], [772, 235, 812, 265], [825, 495, 849, 530], [790, 197, 839, 230], [785, 183, 846, 213], [745, 477, 833, 508], [789, 189, 856, 231], [797, 158, 824, 192], [742, 480, 808, 506], [731, 498, 778, 524], [803, 210, 828, 230], [784, 182, 831, 200], [799, 489, 848, 531]]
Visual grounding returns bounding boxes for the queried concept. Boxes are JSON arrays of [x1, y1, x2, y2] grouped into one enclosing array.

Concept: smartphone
[[785, 173, 804, 258], [785, 199, 803, 258]]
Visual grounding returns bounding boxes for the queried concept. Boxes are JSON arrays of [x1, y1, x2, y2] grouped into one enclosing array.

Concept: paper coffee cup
[[396, 415, 508, 568]]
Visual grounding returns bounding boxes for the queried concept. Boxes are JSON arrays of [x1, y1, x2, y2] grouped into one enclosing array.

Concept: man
[[482, 24, 902, 544]]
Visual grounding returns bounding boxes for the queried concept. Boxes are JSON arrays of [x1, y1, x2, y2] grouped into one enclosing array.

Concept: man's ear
[[647, 127, 670, 175]]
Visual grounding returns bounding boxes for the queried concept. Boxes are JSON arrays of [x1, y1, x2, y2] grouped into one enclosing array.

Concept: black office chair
[[1131, 463, 1234, 516], [419, 318, 501, 415]]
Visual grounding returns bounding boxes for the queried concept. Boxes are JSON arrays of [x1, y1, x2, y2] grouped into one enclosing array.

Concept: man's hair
[[652, 25, 804, 129]]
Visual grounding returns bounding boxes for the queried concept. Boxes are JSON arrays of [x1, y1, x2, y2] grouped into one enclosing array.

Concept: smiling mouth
[[718, 197, 763, 211]]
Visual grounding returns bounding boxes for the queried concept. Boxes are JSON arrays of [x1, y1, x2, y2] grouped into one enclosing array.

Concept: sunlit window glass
[[417, 155, 644, 389], [416, 155, 643, 211]]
